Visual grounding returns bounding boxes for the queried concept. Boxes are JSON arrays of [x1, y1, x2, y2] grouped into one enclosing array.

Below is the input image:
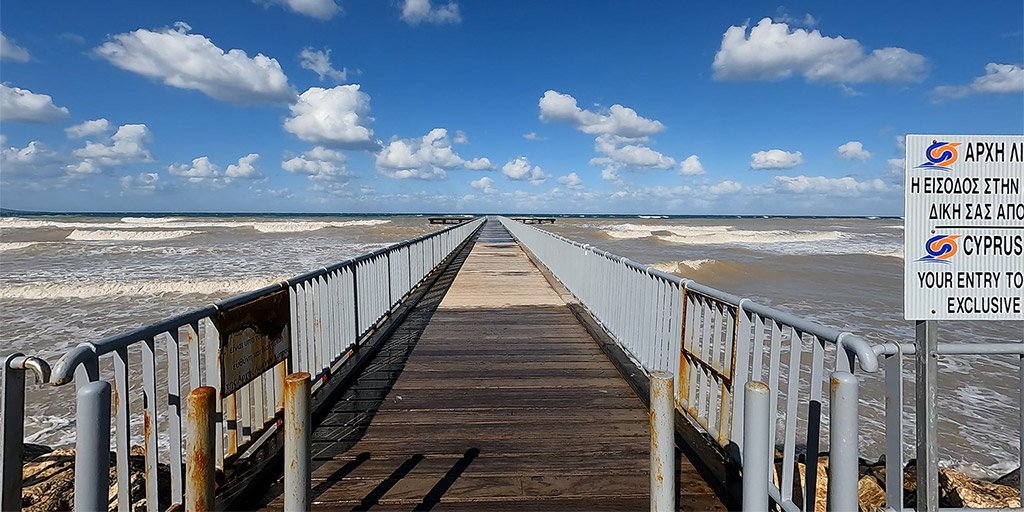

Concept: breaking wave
[[66, 230, 198, 241], [0, 242, 40, 252], [120, 217, 185, 224], [603, 223, 843, 245], [0, 277, 282, 299], [1, 217, 392, 233]]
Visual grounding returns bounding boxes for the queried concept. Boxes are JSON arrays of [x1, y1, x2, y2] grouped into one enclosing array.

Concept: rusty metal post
[[650, 371, 675, 512], [284, 372, 311, 512], [185, 386, 216, 512], [830, 371, 859, 511], [742, 381, 770, 512], [74, 380, 111, 512]]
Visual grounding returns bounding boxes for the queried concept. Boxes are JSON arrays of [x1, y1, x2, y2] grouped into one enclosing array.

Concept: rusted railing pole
[[650, 371, 675, 512], [742, 381, 770, 512], [186, 386, 216, 512], [74, 380, 111, 512], [284, 372, 312, 511], [830, 372, 859, 511]]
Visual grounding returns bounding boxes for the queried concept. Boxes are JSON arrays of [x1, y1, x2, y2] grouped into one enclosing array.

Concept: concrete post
[[185, 386, 216, 512], [742, 381, 770, 512], [650, 371, 675, 512], [284, 372, 311, 512], [830, 371, 859, 511], [74, 380, 111, 512]]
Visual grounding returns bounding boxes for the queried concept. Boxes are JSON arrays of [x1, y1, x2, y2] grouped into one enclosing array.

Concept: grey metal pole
[[742, 381, 770, 512], [284, 372, 311, 512], [649, 371, 675, 512], [74, 380, 111, 512], [915, 320, 938, 511], [1, 354, 27, 512], [830, 371, 859, 512], [185, 386, 216, 512]]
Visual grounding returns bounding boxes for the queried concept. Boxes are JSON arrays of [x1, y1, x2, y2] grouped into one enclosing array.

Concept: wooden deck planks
[[260, 221, 725, 511]]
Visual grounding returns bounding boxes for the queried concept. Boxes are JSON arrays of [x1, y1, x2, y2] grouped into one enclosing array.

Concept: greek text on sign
[[904, 134, 1024, 320], [215, 289, 291, 396]]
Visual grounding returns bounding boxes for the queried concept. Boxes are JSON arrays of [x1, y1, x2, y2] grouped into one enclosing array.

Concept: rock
[[939, 467, 1022, 509], [19, 445, 171, 512], [996, 467, 1020, 489], [795, 455, 829, 512], [858, 474, 886, 512]]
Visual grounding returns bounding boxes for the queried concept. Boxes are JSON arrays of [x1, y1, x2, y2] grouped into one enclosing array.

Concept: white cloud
[[70, 124, 153, 174], [0, 32, 30, 62], [837, 141, 871, 160], [750, 149, 803, 170], [225, 153, 262, 180], [65, 118, 111, 139], [453, 130, 469, 144], [502, 156, 547, 185], [589, 134, 675, 175], [400, 0, 461, 25], [284, 85, 376, 148], [761, 175, 889, 196], [376, 128, 492, 179], [470, 176, 496, 194], [120, 172, 164, 194], [679, 155, 705, 176], [557, 172, 583, 189], [601, 168, 620, 182], [713, 18, 927, 83], [932, 63, 1024, 100], [168, 156, 221, 184], [708, 180, 743, 195], [298, 47, 347, 83], [463, 157, 494, 171], [522, 132, 542, 141], [0, 141, 65, 176], [282, 146, 351, 181], [539, 90, 665, 138], [95, 22, 294, 105], [261, 0, 341, 19], [0, 84, 70, 122]]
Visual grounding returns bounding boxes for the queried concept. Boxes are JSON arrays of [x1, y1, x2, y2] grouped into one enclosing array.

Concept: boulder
[[939, 467, 1022, 509], [858, 474, 886, 512], [995, 467, 1020, 489]]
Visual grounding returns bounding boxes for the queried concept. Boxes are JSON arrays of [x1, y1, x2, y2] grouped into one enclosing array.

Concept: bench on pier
[[511, 217, 556, 224]]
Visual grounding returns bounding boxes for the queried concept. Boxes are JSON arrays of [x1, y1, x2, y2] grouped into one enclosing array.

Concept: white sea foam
[[0, 242, 39, 252], [66, 229, 198, 241], [120, 216, 184, 224], [1, 216, 392, 233], [638, 215, 668, 219], [250, 219, 391, 233], [651, 259, 714, 273], [603, 223, 843, 245], [0, 277, 281, 299]]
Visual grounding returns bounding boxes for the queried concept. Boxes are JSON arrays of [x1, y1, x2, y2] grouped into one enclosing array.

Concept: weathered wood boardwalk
[[258, 221, 725, 510]]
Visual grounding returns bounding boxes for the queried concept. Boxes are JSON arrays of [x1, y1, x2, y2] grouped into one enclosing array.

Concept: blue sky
[[1, 1, 1022, 214]]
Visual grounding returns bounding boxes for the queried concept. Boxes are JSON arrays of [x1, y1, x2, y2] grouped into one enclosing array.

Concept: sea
[[0, 213, 1019, 479]]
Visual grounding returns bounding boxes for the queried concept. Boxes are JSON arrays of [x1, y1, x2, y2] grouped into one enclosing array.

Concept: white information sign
[[904, 134, 1024, 320]]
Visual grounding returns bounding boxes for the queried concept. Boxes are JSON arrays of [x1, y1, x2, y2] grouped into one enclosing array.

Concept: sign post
[[904, 134, 1024, 510]]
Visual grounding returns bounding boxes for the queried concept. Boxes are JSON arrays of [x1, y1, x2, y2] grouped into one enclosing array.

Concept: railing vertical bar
[[781, 327, 802, 502], [804, 335, 826, 511], [766, 320, 783, 459], [752, 315, 766, 383], [187, 321, 201, 390], [730, 308, 753, 463], [884, 347, 904, 510], [113, 346, 132, 512], [202, 317, 224, 468], [166, 329, 184, 506]]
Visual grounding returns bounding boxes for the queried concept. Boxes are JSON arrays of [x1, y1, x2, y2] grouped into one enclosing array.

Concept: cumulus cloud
[[750, 149, 803, 170], [261, 0, 341, 19], [168, 156, 221, 184], [501, 157, 547, 185], [712, 18, 927, 83], [932, 63, 1024, 100], [120, 172, 164, 194], [298, 47, 347, 83], [539, 90, 665, 138], [470, 176, 496, 194], [225, 153, 262, 179], [589, 134, 675, 174], [282, 146, 351, 181], [679, 155, 705, 176], [557, 172, 583, 189], [0, 32, 30, 62], [65, 118, 111, 139], [400, 0, 461, 25], [0, 84, 70, 122], [70, 124, 153, 174], [284, 85, 376, 148], [0, 141, 65, 176], [95, 22, 294, 105], [837, 141, 871, 160], [760, 175, 889, 196], [376, 128, 492, 179]]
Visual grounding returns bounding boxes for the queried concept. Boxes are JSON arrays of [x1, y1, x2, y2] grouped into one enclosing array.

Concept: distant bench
[[428, 217, 472, 224], [511, 217, 556, 224]]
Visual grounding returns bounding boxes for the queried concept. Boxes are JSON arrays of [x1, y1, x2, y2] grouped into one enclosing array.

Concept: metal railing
[[499, 216, 878, 511], [1, 217, 483, 512]]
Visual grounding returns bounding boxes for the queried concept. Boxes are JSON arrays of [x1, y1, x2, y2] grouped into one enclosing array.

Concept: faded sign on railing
[[214, 289, 291, 396]]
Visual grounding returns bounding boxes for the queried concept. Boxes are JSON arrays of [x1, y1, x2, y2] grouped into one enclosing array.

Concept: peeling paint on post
[[650, 371, 675, 512], [186, 386, 215, 512], [284, 372, 311, 512]]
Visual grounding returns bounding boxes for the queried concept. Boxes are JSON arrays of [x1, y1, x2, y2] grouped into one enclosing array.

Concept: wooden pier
[[256, 221, 725, 510]]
